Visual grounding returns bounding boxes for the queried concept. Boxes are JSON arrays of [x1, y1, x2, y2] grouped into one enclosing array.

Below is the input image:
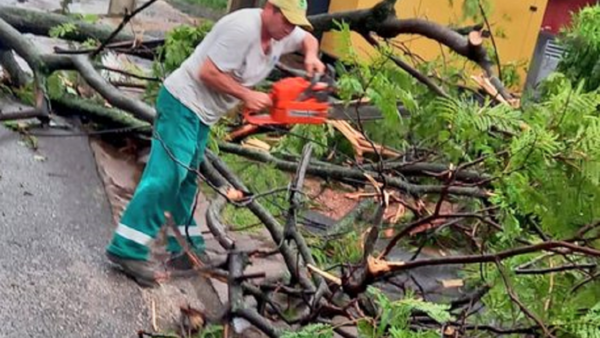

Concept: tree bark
[[0, 43, 30, 87], [217, 141, 489, 198], [0, 6, 138, 43]]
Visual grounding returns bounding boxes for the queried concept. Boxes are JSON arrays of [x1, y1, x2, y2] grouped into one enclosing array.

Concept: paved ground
[[0, 118, 147, 337]]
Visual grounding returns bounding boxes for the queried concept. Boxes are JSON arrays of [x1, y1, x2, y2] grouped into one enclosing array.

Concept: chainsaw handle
[[242, 91, 275, 120]]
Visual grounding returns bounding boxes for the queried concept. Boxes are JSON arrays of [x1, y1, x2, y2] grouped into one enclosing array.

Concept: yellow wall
[[321, 0, 550, 89]]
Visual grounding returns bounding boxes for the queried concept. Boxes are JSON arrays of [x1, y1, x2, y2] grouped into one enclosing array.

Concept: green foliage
[[358, 287, 452, 338], [157, 22, 214, 74], [273, 124, 336, 158], [195, 324, 224, 338], [309, 230, 363, 267], [49, 23, 77, 38], [217, 154, 290, 231], [186, 0, 228, 10], [145, 22, 214, 102], [458, 0, 493, 22], [281, 323, 334, 338], [556, 3, 600, 92], [325, 17, 600, 336], [501, 60, 526, 89], [564, 303, 600, 338]]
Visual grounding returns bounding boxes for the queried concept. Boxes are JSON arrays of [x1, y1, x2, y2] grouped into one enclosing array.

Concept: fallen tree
[[1, 1, 600, 338], [0, 0, 509, 101]]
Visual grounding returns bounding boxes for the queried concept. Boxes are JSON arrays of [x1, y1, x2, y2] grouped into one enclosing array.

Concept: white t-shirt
[[163, 8, 307, 126]]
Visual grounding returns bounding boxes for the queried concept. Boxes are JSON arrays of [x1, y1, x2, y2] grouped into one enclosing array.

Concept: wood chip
[[390, 203, 406, 223], [367, 256, 405, 275], [151, 299, 158, 332], [444, 326, 456, 336], [440, 279, 464, 288], [344, 192, 377, 200], [242, 138, 271, 151]]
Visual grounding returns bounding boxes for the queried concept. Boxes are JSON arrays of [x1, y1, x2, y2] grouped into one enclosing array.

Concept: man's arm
[[198, 58, 251, 101], [300, 33, 325, 77], [199, 57, 272, 111]]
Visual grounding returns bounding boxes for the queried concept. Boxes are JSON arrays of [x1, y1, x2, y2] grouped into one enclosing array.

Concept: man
[[105, 0, 326, 287]]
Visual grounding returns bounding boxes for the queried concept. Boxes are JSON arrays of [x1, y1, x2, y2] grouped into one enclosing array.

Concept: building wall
[[540, 0, 597, 34], [320, 0, 550, 90]]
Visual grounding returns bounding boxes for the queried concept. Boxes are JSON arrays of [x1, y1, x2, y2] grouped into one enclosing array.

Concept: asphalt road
[[0, 123, 146, 338]]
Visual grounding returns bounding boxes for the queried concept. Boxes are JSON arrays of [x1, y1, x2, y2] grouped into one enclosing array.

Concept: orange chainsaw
[[242, 74, 382, 126]]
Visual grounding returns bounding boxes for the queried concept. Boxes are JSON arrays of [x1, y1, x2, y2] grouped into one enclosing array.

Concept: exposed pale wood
[[468, 30, 483, 46], [327, 120, 400, 162], [307, 264, 342, 286]]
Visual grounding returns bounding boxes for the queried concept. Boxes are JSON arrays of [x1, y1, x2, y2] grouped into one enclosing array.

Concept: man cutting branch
[[105, 0, 326, 287]]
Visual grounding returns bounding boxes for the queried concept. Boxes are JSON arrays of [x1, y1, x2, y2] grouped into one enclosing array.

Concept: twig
[[515, 263, 596, 275], [478, 0, 502, 81], [90, 0, 158, 58], [372, 240, 600, 283], [495, 260, 555, 338], [570, 272, 600, 294], [366, 33, 449, 98], [217, 141, 489, 198]]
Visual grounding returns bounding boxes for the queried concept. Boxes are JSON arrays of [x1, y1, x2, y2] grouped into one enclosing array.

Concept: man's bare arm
[[301, 33, 320, 58], [199, 57, 272, 111], [300, 33, 325, 77], [199, 57, 251, 101]]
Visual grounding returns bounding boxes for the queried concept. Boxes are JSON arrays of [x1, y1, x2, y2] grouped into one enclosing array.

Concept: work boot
[[166, 251, 211, 271], [106, 251, 164, 288]]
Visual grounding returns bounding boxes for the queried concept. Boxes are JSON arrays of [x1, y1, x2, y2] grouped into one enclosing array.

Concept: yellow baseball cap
[[268, 0, 313, 30]]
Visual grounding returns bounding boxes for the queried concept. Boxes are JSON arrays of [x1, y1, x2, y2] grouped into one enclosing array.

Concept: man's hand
[[305, 54, 326, 78], [243, 91, 273, 111], [225, 187, 245, 201]]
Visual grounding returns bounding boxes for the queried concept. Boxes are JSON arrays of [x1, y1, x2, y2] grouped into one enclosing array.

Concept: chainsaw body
[[243, 76, 331, 126]]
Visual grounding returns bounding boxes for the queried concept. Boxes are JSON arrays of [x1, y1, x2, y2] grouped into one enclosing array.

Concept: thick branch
[[307, 0, 511, 100], [0, 16, 49, 73], [375, 241, 600, 281], [0, 43, 30, 87], [71, 55, 155, 122], [201, 158, 236, 250], [0, 6, 138, 43], [205, 150, 316, 291], [218, 142, 489, 198], [91, 0, 158, 58], [363, 33, 449, 98], [279, 153, 490, 184]]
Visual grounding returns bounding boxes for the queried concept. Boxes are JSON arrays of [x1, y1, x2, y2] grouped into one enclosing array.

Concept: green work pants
[[106, 86, 209, 261]]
